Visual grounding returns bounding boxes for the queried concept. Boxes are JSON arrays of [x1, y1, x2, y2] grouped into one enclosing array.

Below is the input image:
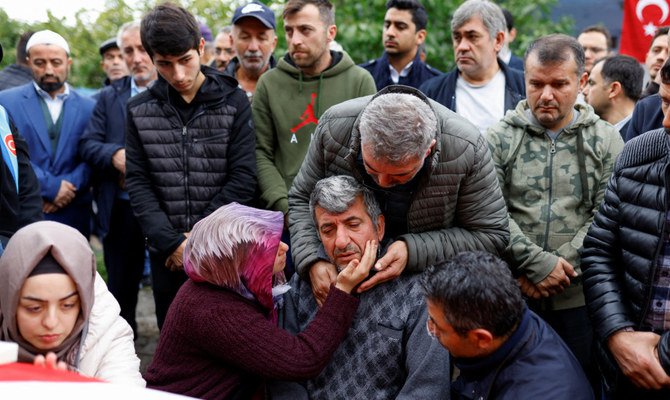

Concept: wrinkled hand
[[517, 275, 543, 299], [309, 260, 337, 307], [335, 240, 378, 294], [357, 240, 407, 293], [608, 330, 670, 389], [34, 352, 69, 371], [53, 180, 76, 208], [42, 200, 59, 214], [112, 148, 126, 175], [535, 257, 576, 298], [165, 234, 189, 271]]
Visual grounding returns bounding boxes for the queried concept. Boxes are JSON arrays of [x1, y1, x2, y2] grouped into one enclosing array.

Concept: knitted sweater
[[145, 280, 359, 399], [281, 273, 451, 399]]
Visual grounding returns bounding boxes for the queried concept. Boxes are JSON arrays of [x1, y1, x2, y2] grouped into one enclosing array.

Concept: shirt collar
[[33, 81, 70, 101]]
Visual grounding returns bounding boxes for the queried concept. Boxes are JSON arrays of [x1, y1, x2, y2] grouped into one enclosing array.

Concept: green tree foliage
[[0, 0, 572, 88]]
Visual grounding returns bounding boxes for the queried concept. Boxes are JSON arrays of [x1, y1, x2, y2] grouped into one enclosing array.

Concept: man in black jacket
[[581, 61, 670, 399], [79, 20, 157, 336], [125, 4, 256, 329], [0, 43, 42, 252]]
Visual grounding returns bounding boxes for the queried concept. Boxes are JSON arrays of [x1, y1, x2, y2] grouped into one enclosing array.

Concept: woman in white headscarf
[[0, 221, 145, 386]]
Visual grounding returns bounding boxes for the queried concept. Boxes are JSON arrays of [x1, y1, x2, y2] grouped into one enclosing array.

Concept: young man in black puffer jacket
[[125, 3, 256, 329]]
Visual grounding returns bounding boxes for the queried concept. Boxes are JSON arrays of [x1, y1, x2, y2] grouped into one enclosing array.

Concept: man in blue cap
[[224, 1, 278, 102]]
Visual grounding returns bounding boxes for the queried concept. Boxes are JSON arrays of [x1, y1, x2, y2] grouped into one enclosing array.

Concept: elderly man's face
[[28, 44, 71, 95], [233, 18, 277, 75], [315, 196, 384, 271]]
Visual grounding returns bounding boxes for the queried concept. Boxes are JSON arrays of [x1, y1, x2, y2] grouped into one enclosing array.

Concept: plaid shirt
[[644, 210, 670, 332]]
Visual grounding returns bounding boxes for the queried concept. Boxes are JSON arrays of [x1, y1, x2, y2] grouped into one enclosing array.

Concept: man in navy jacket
[[360, 0, 440, 91], [420, 0, 524, 135], [423, 251, 593, 400], [79, 21, 157, 336]]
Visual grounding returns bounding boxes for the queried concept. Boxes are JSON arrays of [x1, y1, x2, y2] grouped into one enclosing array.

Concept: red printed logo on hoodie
[[290, 93, 318, 135]]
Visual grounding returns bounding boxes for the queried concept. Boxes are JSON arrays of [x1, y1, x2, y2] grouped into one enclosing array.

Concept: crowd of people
[[0, 0, 669, 398]]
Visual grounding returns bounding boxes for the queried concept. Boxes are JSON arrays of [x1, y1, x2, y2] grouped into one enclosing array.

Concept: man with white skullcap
[[0, 30, 95, 238]]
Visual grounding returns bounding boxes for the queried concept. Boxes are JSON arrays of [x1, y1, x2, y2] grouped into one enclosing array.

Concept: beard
[[37, 77, 65, 94]]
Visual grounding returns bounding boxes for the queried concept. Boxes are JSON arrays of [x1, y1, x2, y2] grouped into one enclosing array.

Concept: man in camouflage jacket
[[487, 34, 624, 392]]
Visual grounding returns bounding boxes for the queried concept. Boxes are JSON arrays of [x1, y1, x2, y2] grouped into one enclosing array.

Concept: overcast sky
[[0, 1, 113, 24]]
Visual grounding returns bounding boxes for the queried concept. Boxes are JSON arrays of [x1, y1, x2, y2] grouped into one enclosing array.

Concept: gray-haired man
[[280, 175, 450, 399], [288, 85, 508, 305]]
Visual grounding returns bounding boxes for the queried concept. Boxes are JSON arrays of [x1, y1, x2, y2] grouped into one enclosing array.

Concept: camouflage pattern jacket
[[487, 101, 624, 310]]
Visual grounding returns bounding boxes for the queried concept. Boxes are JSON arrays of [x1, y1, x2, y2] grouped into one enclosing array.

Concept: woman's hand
[[33, 352, 69, 371], [334, 240, 378, 294]]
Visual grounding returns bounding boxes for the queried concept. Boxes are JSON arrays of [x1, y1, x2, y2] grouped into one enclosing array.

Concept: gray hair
[[451, 0, 506, 40], [116, 20, 141, 49], [309, 176, 382, 232], [359, 93, 436, 163]]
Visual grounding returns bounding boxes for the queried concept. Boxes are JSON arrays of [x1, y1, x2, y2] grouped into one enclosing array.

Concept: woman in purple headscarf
[[145, 203, 376, 399]]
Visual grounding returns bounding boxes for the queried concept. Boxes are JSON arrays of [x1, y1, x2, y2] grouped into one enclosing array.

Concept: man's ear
[[376, 214, 385, 241], [326, 24, 337, 43], [416, 29, 427, 46], [198, 37, 205, 55], [609, 81, 622, 99], [468, 328, 494, 351]]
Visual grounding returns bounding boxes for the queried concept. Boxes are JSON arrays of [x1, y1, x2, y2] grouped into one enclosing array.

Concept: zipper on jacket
[[542, 136, 557, 250], [640, 162, 670, 329], [182, 125, 190, 229]]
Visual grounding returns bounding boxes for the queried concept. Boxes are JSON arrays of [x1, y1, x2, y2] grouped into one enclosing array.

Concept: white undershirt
[[455, 70, 505, 136], [389, 61, 413, 84]]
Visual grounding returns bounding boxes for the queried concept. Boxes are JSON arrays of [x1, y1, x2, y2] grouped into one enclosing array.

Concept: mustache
[[333, 244, 359, 257], [536, 101, 559, 108], [243, 51, 263, 59]]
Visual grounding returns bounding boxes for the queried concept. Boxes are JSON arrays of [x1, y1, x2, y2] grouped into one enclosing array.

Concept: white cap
[[26, 30, 70, 55]]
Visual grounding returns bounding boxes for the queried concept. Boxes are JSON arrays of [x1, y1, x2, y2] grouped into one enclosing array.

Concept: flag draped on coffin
[[620, 0, 670, 62]]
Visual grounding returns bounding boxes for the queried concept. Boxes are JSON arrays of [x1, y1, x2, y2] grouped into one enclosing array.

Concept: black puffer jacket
[[125, 67, 256, 257], [581, 128, 670, 375]]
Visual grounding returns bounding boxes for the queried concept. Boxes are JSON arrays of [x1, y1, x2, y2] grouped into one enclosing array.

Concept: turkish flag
[[620, 0, 670, 62]]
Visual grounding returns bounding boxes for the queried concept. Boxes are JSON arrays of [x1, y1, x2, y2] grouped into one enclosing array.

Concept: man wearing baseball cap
[[0, 30, 95, 238], [98, 37, 128, 86], [223, 1, 278, 102], [0, 42, 47, 253]]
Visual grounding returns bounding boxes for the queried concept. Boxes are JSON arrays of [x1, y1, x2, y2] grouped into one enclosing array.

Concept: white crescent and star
[[636, 0, 670, 36]]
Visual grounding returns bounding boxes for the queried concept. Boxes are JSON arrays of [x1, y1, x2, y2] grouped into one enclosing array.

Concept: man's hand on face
[[608, 330, 670, 389], [357, 240, 407, 293], [335, 240, 378, 294], [535, 257, 576, 297], [308, 260, 337, 307]]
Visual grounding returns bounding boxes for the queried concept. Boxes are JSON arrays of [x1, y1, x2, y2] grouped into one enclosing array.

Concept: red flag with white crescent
[[620, 0, 670, 62]]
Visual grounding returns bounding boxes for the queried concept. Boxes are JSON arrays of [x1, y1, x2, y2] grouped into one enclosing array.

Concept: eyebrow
[[21, 292, 79, 302], [363, 160, 414, 176]]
